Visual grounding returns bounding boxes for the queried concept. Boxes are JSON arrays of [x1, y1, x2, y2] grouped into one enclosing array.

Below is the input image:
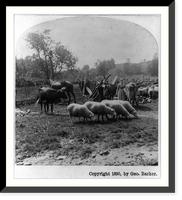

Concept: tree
[[147, 57, 158, 76], [81, 65, 90, 76], [25, 29, 55, 79], [54, 43, 78, 77], [116, 68, 123, 77], [82, 65, 90, 71], [95, 58, 116, 76], [123, 62, 132, 75], [25, 30, 78, 80]]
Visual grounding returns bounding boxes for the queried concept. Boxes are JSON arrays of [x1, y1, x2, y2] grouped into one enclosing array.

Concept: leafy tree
[[82, 65, 90, 71], [116, 68, 123, 77], [25, 30, 78, 80], [147, 57, 158, 76], [25, 29, 54, 79], [123, 63, 132, 75], [54, 43, 78, 77], [95, 58, 116, 76]]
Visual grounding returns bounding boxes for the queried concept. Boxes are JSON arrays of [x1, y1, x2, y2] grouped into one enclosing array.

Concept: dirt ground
[[15, 100, 158, 166]]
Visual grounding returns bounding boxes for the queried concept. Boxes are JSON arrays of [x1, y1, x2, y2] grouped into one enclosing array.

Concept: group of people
[[81, 76, 130, 101]]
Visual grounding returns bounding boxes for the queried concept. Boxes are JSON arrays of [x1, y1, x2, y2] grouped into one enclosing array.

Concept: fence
[[16, 86, 40, 101], [15, 84, 84, 106]]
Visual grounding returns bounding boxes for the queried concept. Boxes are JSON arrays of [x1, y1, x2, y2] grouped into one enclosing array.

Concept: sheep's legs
[[106, 114, 110, 120], [69, 115, 73, 123]]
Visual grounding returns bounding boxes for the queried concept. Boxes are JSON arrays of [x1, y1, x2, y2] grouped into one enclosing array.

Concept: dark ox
[[104, 84, 117, 100], [49, 79, 76, 105], [124, 82, 138, 106], [36, 87, 68, 113], [96, 81, 106, 102]]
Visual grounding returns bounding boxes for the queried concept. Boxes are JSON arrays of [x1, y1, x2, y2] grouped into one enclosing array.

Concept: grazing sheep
[[67, 103, 94, 123], [138, 87, 149, 97], [152, 85, 158, 98], [148, 86, 156, 99], [101, 100, 132, 119], [113, 100, 138, 118], [84, 101, 116, 121]]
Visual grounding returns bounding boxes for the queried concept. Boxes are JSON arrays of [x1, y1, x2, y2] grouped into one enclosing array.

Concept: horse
[[49, 79, 76, 105]]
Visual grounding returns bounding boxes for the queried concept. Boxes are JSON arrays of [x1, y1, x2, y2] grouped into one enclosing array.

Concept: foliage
[[147, 57, 158, 76], [17, 29, 158, 83], [23, 29, 78, 80], [95, 58, 116, 76], [54, 43, 78, 74]]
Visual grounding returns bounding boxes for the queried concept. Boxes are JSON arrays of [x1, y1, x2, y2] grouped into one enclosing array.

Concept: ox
[[49, 79, 76, 105], [36, 87, 68, 113], [124, 82, 138, 106], [104, 84, 117, 100]]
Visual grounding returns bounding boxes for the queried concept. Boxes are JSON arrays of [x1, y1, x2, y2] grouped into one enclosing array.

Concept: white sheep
[[153, 85, 158, 98], [148, 86, 156, 99], [101, 100, 133, 119], [113, 100, 138, 118], [138, 86, 149, 97], [84, 101, 116, 121], [67, 103, 94, 123]]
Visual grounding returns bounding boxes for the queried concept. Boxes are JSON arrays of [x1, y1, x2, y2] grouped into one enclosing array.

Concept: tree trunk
[[48, 55, 54, 79], [44, 55, 49, 79]]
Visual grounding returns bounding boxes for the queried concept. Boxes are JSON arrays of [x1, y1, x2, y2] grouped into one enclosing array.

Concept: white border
[[6, 6, 169, 187]]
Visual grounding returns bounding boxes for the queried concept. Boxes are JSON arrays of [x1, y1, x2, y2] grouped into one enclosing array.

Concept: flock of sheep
[[67, 99, 138, 123], [137, 84, 158, 104], [35, 80, 158, 124]]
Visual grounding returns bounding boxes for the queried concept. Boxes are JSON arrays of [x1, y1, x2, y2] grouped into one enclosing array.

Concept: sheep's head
[[110, 108, 117, 116], [131, 111, 138, 118], [88, 112, 94, 119]]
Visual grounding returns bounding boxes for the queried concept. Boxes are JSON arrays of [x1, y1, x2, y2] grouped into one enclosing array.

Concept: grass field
[[15, 99, 158, 166]]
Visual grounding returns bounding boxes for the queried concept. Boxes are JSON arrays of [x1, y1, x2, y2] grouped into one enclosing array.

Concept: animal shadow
[[135, 105, 153, 111]]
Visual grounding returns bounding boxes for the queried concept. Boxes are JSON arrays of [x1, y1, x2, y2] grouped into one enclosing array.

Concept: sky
[[15, 15, 159, 68]]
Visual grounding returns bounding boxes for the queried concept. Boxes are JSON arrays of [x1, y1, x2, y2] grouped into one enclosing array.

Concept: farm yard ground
[[15, 99, 158, 166]]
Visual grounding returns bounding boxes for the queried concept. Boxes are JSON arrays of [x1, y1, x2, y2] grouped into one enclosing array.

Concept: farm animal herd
[[67, 100, 138, 123], [35, 78, 158, 123]]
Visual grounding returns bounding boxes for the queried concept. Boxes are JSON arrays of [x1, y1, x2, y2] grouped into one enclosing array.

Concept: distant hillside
[[108, 60, 152, 80], [108, 63, 125, 80]]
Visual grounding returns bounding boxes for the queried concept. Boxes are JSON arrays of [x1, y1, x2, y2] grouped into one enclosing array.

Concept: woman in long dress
[[116, 78, 126, 100]]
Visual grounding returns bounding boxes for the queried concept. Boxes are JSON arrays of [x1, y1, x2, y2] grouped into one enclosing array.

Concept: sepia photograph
[[14, 14, 160, 179]]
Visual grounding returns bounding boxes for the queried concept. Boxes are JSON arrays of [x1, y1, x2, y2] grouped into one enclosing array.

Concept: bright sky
[[15, 15, 159, 68]]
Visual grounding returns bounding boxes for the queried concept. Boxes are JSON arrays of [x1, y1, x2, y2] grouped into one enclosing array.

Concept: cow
[[97, 81, 106, 102], [49, 79, 76, 105], [35, 87, 68, 113], [124, 82, 138, 106], [104, 84, 117, 100]]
